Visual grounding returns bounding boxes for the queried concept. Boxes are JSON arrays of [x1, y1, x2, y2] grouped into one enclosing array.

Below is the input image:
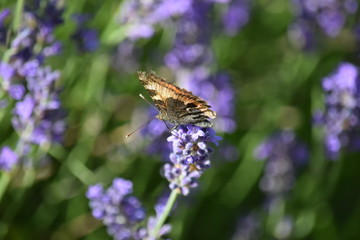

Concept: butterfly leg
[[169, 125, 178, 132], [162, 120, 171, 130], [162, 120, 178, 132]]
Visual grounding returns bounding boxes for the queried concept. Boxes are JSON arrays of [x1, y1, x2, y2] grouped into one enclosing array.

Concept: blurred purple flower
[[0, 0, 66, 163], [317, 8, 345, 37], [112, 40, 141, 73], [140, 107, 171, 158], [236, 131, 304, 239], [164, 125, 221, 195], [148, 0, 192, 23], [127, 1, 246, 160], [0, 62, 15, 88], [26, 0, 64, 28], [255, 131, 308, 196], [87, 178, 171, 240], [14, 94, 35, 121], [318, 62, 360, 159], [87, 178, 145, 239], [127, 24, 155, 40], [118, 0, 193, 41], [218, 142, 240, 161], [273, 216, 294, 239], [71, 14, 99, 52], [290, 0, 357, 44], [232, 212, 260, 240], [8, 84, 26, 100], [0, 146, 18, 171], [0, 8, 10, 22], [222, 0, 250, 36], [154, 191, 175, 217], [164, 1, 238, 133], [201, 73, 237, 132], [288, 20, 316, 50]]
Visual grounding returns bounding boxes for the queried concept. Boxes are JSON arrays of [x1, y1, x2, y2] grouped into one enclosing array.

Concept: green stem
[[151, 189, 178, 239], [2, 0, 25, 63], [13, 0, 25, 32], [0, 172, 11, 202]]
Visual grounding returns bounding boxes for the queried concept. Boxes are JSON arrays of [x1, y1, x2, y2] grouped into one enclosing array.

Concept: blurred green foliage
[[0, 0, 360, 240]]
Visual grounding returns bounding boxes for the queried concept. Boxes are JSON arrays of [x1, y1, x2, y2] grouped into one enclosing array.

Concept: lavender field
[[1, 0, 360, 239]]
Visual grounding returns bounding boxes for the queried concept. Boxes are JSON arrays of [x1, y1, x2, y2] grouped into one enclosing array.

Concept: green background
[[1, 0, 360, 239]]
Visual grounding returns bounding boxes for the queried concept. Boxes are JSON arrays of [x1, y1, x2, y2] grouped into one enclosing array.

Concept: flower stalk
[[13, 0, 24, 32], [150, 189, 178, 239]]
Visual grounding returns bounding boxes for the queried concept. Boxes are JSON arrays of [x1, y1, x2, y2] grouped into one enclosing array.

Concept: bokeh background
[[1, 0, 360, 239]]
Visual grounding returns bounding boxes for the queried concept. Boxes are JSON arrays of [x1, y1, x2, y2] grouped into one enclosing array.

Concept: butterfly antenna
[[126, 118, 154, 138], [139, 94, 159, 112]]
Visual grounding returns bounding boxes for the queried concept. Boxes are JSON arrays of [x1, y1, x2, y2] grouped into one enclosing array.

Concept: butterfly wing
[[138, 71, 216, 124]]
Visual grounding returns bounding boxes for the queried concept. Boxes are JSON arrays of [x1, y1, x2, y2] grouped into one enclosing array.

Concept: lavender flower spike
[[164, 125, 221, 195], [86, 178, 146, 240], [319, 62, 360, 159], [87, 178, 171, 240], [255, 131, 308, 196], [149, 125, 220, 237], [0, 0, 66, 165]]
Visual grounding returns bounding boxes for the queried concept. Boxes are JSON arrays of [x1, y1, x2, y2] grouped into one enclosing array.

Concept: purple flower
[[31, 0, 64, 28], [291, 0, 357, 41], [126, 23, 155, 41], [154, 192, 174, 217], [164, 2, 238, 133], [0, 146, 18, 171], [164, 125, 221, 195], [0, 62, 15, 88], [87, 178, 170, 240], [317, 8, 345, 37], [118, 0, 193, 41], [143, 216, 172, 240], [0, 0, 66, 163], [317, 62, 360, 159], [140, 108, 171, 158], [147, 0, 192, 24], [87, 178, 145, 239], [222, 0, 250, 36], [288, 20, 316, 50], [71, 14, 99, 52], [112, 40, 141, 73], [232, 212, 261, 240], [255, 131, 308, 196], [14, 94, 35, 121], [0, 8, 10, 23], [137, 1, 240, 164], [8, 84, 26, 100]]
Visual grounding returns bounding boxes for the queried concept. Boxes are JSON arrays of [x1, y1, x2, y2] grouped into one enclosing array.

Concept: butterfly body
[[138, 71, 216, 128]]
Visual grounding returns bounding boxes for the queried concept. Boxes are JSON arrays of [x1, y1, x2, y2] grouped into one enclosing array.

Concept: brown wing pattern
[[137, 71, 216, 119]]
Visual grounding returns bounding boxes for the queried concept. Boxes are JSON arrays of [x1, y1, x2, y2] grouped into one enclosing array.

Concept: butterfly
[[138, 71, 216, 128]]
